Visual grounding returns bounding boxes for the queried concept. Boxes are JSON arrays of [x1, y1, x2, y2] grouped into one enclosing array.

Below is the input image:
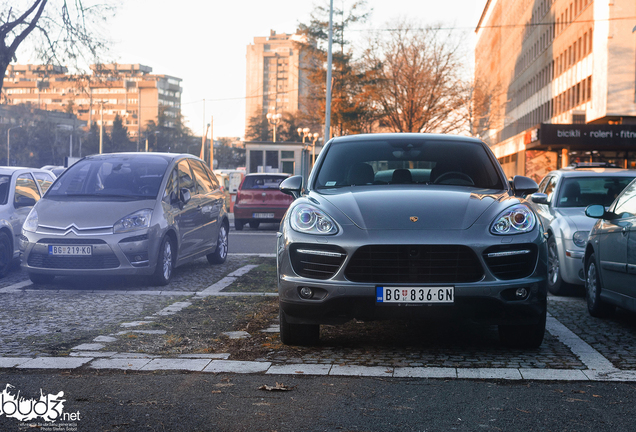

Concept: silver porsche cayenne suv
[[20, 153, 229, 286], [277, 133, 548, 348]]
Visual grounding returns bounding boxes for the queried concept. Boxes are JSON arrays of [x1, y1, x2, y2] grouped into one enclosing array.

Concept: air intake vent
[[483, 244, 538, 280], [345, 245, 483, 283], [290, 244, 346, 280]]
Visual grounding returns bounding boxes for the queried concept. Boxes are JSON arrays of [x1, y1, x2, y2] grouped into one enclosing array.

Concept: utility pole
[[200, 123, 210, 161], [324, 0, 334, 142], [209, 116, 214, 170], [99, 101, 104, 154]]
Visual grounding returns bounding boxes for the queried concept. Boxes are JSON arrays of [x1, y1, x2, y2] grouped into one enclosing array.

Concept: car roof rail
[[567, 162, 620, 169]]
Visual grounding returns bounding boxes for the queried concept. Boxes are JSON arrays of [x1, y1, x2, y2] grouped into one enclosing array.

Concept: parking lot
[[2, 240, 636, 381]]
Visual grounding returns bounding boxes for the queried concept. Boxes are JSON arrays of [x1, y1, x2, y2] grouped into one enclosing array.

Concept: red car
[[233, 173, 293, 230]]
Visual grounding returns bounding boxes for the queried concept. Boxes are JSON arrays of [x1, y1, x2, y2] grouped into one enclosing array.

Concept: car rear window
[[241, 176, 286, 190]]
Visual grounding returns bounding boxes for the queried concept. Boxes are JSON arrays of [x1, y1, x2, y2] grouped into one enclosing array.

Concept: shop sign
[[540, 124, 636, 146]]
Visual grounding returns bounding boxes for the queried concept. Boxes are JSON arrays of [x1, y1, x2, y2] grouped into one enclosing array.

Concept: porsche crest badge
[[410, 216, 419, 222]]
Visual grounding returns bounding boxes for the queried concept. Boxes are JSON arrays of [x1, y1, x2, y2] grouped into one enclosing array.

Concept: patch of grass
[[224, 258, 277, 293]]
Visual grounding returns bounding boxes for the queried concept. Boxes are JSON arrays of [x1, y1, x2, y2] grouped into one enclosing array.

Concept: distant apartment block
[[475, 0, 636, 179], [2, 64, 182, 138], [245, 30, 311, 135]]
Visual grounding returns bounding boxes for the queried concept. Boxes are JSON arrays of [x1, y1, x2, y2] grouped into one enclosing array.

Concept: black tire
[[151, 236, 174, 286], [0, 232, 12, 278], [29, 273, 55, 285], [279, 307, 320, 346], [585, 253, 614, 318], [207, 223, 229, 264], [547, 235, 569, 295], [498, 310, 546, 349], [249, 221, 260, 229], [234, 220, 244, 231]]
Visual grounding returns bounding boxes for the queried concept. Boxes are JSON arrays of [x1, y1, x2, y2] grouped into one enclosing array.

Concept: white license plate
[[253, 213, 274, 219], [376, 286, 454, 304], [48, 245, 92, 256]]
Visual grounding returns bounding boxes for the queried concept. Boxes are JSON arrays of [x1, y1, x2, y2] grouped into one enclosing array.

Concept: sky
[[96, 0, 487, 139]]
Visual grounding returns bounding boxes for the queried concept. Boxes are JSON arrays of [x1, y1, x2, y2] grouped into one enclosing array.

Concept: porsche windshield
[[315, 138, 505, 190], [46, 155, 169, 198]]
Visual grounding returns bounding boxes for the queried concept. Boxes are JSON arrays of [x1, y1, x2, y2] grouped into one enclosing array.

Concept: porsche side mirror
[[280, 175, 303, 199], [512, 175, 538, 197]]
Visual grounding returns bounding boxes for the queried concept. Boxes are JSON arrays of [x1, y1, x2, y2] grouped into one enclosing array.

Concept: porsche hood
[[319, 187, 508, 230]]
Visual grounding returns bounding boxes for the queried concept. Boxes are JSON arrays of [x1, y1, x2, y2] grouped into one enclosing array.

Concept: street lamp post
[[311, 133, 320, 168], [7, 126, 22, 166], [266, 113, 282, 142], [297, 127, 311, 143]]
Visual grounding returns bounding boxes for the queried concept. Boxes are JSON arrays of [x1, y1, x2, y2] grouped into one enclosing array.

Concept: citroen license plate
[[49, 245, 92, 256], [376, 286, 454, 304]]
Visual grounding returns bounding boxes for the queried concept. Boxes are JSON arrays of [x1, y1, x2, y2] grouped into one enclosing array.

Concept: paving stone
[[141, 358, 211, 371], [18, 357, 91, 369], [203, 360, 271, 374], [90, 358, 151, 371]]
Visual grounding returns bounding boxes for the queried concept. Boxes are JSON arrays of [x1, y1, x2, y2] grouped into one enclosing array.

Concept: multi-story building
[[475, 0, 636, 181], [2, 64, 182, 141], [245, 30, 310, 135]]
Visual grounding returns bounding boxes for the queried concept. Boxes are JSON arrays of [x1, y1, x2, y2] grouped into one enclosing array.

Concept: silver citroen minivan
[[20, 152, 229, 286]]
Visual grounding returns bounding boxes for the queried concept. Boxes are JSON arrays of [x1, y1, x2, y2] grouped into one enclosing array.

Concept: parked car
[[20, 153, 229, 286], [0, 167, 57, 277], [529, 163, 636, 295], [41, 165, 67, 177], [277, 133, 548, 348], [583, 178, 636, 317], [233, 173, 293, 230]]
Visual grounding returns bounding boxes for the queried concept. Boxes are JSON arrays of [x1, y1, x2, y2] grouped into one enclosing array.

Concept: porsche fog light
[[299, 287, 314, 299], [515, 288, 529, 299]]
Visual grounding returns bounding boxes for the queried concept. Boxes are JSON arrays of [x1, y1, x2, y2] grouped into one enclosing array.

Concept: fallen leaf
[[259, 382, 296, 391]]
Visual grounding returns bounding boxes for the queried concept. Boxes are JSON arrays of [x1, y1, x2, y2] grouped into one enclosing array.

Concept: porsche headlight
[[22, 208, 39, 233], [491, 204, 536, 235], [114, 209, 153, 233], [290, 204, 338, 235]]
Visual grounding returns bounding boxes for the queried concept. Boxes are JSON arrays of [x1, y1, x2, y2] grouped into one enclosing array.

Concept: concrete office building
[[2, 64, 182, 142], [245, 30, 310, 134], [475, 0, 636, 181]]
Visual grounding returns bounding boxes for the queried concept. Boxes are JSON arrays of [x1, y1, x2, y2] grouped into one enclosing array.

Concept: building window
[[250, 150, 263, 173], [266, 150, 279, 171]]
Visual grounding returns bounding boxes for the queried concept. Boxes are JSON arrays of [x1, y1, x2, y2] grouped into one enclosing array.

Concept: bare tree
[[0, 0, 115, 94], [362, 20, 470, 134], [469, 77, 508, 143]]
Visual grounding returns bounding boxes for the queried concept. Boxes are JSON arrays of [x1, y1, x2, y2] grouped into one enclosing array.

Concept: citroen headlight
[[290, 204, 338, 235], [573, 231, 589, 248], [22, 208, 39, 233], [114, 209, 153, 233], [490, 204, 536, 235]]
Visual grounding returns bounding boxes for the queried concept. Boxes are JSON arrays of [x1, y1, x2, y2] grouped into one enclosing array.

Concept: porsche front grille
[[345, 245, 484, 283]]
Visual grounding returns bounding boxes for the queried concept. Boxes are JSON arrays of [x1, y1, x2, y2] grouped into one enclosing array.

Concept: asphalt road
[[228, 224, 278, 255], [1, 369, 634, 431]]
